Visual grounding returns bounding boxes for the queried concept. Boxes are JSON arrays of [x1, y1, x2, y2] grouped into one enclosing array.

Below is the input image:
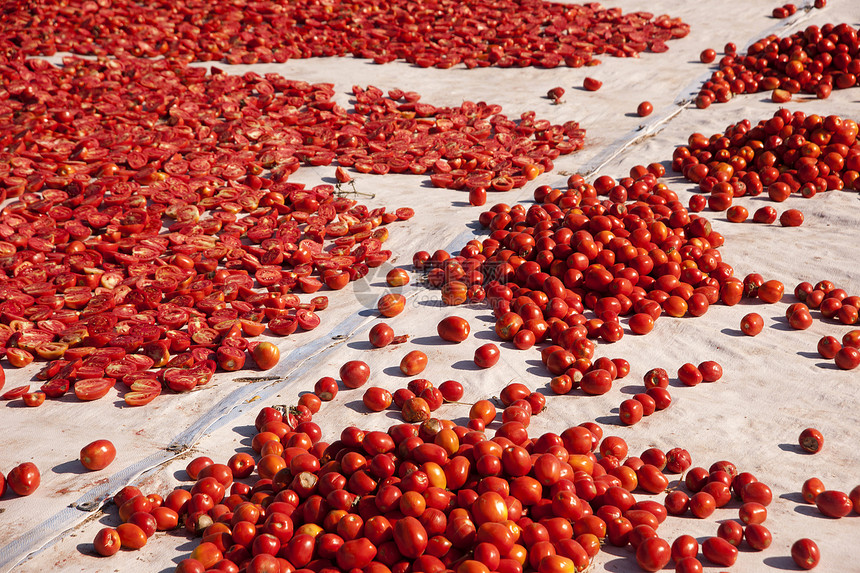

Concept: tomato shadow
[[409, 335, 453, 347], [595, 543, 638, 569], [76, 543, 96, 558], [472, 330, 497, 341], [346, 340, 376, 351], [594, 414, 621, 426], [382, 365, 407, 377], [450, 359, 483, 371], [451, 201, 471, 208], [52, 459, 92, 475], [793, 504, 834, 519], [796, 351, 820, 359], [173, 468, 196, 481], [720, 327, 746, 337], [618, 384, 640, 395], [232, 423, 258, 438], [344, 399, 372, 414], [814, 361, 840, 370], [778, 491, 807, 504], [524, 359, 546, 377], [778, 443, 807, 454], [763, 555, 804, 570], [769, 317, 795, 332]]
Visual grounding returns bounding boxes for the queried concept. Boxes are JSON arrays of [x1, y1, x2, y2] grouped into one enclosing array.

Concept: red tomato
[[80, 439, 117, 471], [369, 323, 395, 348], [394, 516, 429, 558], [340, 360, 371, 388], [251, 342, 280, 370], [116, 522, 148, 549], [74, 377, 115, 401], [438, 316, 471, 342], [702, 536, 737, 566], [93, 527, 122, 556], [378, 293, 406, 317], [474, 344, 500, 368], [636, 536, 671, 571], [7, 462, 40, 496], [580, 369, 612, 395], [815, 490, 852, 517], [745, 524, 772, 551]]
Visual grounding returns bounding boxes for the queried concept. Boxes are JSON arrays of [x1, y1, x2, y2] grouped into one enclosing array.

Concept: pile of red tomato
[[672, 108, 859, 220], [3, 0, 688, 69], [694, 23, 859, 107]]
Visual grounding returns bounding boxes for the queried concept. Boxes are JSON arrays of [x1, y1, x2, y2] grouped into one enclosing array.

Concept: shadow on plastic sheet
[[346, 339, 376, 351], [450, 359, 483, 372], [779, 491, 808, 504], [522, 359, 544, 377], [344, 399, 372, 414], [777, 443, 809, 455], [51, 459, 94, 476], [769, 317, 795, 332], [594, 415, 621, 427], [596, 541, 640, 570], [720, 327, 747, 337], [473, 330, 498, 342], [409, 335, 453, 347], [796, 351, 820, 359], [382, 365, 408, 377], [763, 556, 803, 570], [792, 503, 843, 519]]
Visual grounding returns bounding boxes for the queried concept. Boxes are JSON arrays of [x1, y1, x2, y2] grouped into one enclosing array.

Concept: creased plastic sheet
[[1, 0, 859, 571]]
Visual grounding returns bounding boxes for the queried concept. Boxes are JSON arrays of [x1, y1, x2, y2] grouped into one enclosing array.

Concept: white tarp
[[1, 0, 859, 571]]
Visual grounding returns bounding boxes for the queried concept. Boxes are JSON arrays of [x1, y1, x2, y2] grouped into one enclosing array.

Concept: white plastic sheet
[[1, 0, 859, 571]]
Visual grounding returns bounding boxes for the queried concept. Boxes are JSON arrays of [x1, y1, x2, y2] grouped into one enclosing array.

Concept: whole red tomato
[[702, 536, 737, 566], [636, 536, 671, 571], [791, 538, 820, 569], [251, 342, 280, 370], [227, 453, 256, 479], [7, 462, 40, 496], [80, 439, 117, 471], [437, 316, 471, 342], [340, 360, 371, 388], [474, 344, 500, 368], [93, 527, 121, 557]]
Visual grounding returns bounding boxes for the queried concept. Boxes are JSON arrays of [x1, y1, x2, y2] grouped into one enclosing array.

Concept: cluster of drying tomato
[[91, 348, 860, 573], [0, 51, 587, 408], [89, 376, 790, 573], [694, 23, 859, 107], [737, 277, 860, 368], [5, 0, 688, 68], [671, 107, 859, 226]]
